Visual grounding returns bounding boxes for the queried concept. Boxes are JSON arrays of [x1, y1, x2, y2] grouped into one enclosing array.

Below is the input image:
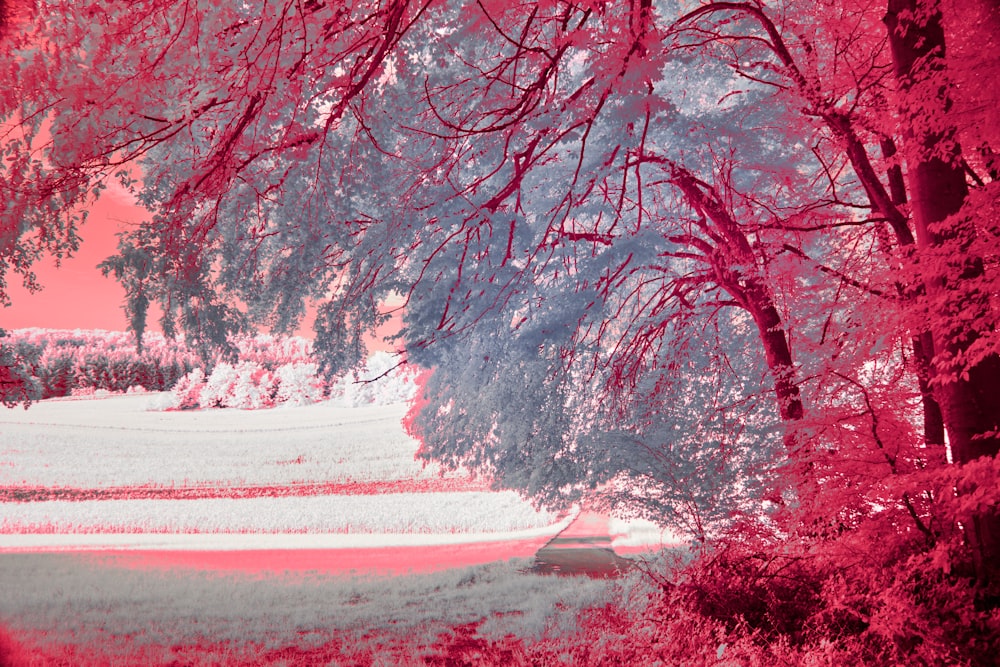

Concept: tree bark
[[742, 280, 804, 424], [880, 137, 947, 449], [667, 165, 804, 430], [886, 0, 1000, 585]]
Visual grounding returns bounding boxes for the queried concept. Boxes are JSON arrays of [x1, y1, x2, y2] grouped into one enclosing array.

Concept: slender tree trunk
[[911, 332, 946, 449], [886, 0, 1000, 585], [743, 281, 804, 424], [667, 164, 804, 430], [880, 137, 947, 449]]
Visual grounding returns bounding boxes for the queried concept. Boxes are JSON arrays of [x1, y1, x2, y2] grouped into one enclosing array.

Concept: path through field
[[0, 393, 675, 664]]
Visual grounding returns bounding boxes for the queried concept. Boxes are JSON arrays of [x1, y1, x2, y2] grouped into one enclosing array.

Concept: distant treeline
[[1, 329, 314, 400]]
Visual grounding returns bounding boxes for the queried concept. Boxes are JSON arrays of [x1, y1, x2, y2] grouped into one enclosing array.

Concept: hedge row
[[0, 329, 318, 400]]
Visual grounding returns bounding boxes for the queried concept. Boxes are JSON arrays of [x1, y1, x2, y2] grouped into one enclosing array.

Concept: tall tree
[[669, 0, 1000, 580], [884, 0, 1000, 583], [1, 0, 997, 584]]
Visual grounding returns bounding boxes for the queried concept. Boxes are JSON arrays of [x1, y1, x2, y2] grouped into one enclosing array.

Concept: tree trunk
[[912, 332, 946, 449], [743, 281, 804, 424], [880, 136, 947, 449], [667, 164, 804, 429], [886, 0, 1000, 585]]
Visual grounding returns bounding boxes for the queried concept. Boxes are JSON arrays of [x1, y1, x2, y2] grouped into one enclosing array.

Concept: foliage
[[2, 328, 199, 398], [169, 360, 302, 410], [178, 334, 326, 408], [0, 328, 413, 410], [0, 328, 41, 407], [426, 523, 999, 666], [164, 349, 415, 410], [168, 365, 206, 410], [2, 0, 1000, 652], [230, 334, 313, 370], [273, 362, 327, 406], [331, 351, 419, 408]]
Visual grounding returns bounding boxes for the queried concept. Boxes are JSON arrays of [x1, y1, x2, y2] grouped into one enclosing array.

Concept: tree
[[2, 0, 998, 588], [665, 0, 1000, 581], [884, 0, 1000, 583], [2, 0, 431, 343], [0, 0, 83, 307], [0, 328, 39, 407]]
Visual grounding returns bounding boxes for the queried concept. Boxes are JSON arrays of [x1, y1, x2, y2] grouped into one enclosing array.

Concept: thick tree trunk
[[886, 0, 1000, 585]]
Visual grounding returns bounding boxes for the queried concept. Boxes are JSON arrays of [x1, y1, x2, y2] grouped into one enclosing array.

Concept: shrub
[[36, 349, 77, 398], [169, 367, 206, 410], [333, 351, 418, 407], [491, 527, 1000, 666], [197, 361, 240, 408], [164, 360, 326, 410], [274, 363, 326, 406], [226, 361, 279, 409]]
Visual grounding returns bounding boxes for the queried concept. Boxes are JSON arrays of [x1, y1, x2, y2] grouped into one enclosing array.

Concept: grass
[[0, 552, 613, 665], [0, 392, 632, 664]]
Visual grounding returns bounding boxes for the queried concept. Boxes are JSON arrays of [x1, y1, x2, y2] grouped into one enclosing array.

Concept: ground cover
[[0, 391, 639, 665], [0, 552, 614, 666], [0, 395, 562, 537]]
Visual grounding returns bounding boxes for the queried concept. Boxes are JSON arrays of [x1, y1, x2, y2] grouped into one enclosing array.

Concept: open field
[[0, 395, 560, 539], [0, 551, 615, 665], [0, 393, 652, 664]]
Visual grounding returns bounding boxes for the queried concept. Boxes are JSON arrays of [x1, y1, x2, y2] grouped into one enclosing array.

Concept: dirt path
[[529, 512, 636, 578]]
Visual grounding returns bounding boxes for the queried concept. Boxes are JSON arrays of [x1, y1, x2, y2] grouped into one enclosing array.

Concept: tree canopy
[[3, 0, 1000, 601]]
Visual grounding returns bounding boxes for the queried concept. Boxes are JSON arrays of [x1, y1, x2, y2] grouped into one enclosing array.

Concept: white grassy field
[[2, 394, 465, 488], [0, 551, 616, 665], [0, 394, 563, 540], [0, 392, 637, 664]]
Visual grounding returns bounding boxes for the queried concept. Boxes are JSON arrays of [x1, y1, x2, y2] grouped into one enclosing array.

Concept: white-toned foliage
[[162, 352, 417, 411], [197, 362, 240, 408], [274, 362, 325, 406], [225, 361, 278, 409], [333, 351, 418, 407], [168, 367, 206, 410]]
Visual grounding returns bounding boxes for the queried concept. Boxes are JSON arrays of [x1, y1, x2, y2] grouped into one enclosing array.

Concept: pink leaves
[[169, 365, 205, 409]]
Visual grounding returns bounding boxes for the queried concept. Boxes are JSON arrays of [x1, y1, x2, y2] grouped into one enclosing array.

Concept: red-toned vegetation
[[0, 328, 199, 401], [3, 0, 1000, 662]]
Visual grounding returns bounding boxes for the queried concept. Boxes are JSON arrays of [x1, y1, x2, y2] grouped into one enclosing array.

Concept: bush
[[332, 351, 418, 407], [162, 350, 416, 411], [169, 367, 206, 410], [274, 363, 326, 406], [36, 349, 77, 398], [471, 529, 1000, 666], [163, 361, 326, 410]]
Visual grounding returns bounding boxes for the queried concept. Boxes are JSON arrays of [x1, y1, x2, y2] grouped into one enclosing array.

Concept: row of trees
[[2, 0, 999, 636]]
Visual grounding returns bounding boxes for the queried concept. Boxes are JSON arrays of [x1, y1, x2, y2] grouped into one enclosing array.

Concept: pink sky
[[1, 186, 401, 349], [2, 185, 140, 332]]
